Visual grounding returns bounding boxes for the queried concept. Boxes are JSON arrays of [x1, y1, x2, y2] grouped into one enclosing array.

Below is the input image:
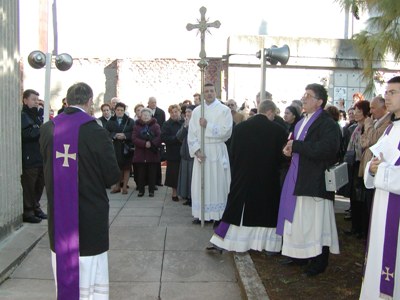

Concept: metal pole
[[43, 52, 52, 123], [260, 46, 266, 103], [198, 59, 208, 228]]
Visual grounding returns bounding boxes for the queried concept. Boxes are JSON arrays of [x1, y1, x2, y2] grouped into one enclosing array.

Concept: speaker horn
[[266, 45, 279, 65], [265, 44, 290, 65], [55, 53, 73, 71], [28, 51, 46, 69]]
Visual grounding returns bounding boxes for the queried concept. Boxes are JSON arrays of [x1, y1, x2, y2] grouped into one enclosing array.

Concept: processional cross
[[187, 7, 220, 226], [186, 6, 221, 60]]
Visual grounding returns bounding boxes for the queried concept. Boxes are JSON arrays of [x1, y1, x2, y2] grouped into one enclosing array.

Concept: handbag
[[325, 162, 349, 192], [123, 142, 133, 155]]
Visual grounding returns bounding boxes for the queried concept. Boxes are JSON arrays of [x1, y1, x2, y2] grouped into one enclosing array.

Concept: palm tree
[[335, 0, 400, 95]]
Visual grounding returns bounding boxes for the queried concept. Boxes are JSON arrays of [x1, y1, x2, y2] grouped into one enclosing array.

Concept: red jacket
[[132, 118, 161, 163]]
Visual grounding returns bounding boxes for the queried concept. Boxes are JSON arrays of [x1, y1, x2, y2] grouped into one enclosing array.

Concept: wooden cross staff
[[187, 7, 220, 227]]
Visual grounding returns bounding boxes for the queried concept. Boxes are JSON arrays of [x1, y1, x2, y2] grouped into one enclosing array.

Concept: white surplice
[[281, 112, 340, 258], [188, 99, 233, 221], [51, 251, 109, 300], [210, 207, 282, 253], [360, 121, 400, 300]]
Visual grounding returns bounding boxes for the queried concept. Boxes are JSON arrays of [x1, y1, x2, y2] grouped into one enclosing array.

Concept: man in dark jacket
[[40, 82, 120, 299], [21, 89, 46, 223], [209, 100, 288, 252], [277, 83, 341, 277]]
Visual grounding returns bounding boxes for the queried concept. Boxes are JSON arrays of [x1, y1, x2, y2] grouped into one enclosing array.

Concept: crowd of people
[[20, 77, 400, 299]]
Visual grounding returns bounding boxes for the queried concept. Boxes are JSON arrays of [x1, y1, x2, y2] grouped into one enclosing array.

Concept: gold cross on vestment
[[56, 144, 76, 167], [186, 6, 220, 59], [382, 266, 394, 281]]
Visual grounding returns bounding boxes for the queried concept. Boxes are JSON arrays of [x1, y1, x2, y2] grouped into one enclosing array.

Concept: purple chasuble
[[276, 108, 323, 236], [379, 124, 400, 298], [52, 111, 94, 300]]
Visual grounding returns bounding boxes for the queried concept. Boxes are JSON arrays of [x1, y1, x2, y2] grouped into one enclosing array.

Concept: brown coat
[[358, 112, 392, 177]]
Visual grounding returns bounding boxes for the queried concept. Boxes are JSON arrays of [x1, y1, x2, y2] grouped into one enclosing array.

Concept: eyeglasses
[[302, 93, 319, 100], [227, 103, 236, 107], [384, 89, 400, 97]]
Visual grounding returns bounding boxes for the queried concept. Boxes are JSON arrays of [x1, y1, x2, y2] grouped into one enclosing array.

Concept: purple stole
[[379, 124, 400, 298], [52, 110, 94, 300], [276, 108, 323, 235], [214, 221, 230, 238]]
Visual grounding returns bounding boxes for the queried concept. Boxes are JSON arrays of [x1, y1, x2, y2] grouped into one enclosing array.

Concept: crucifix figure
[[56, 144, 76, 167], [187, 7, 221, 226], [186, 6, 221, 60]]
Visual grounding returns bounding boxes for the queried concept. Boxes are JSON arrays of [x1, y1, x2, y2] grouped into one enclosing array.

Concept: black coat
[[98, 116, 110, 128], [152, 107, 166, 127], [40, 107, 120, 256], [222, 114, 288, 227], [292, 110, 341, 201], [21, 105, 43, 169], [161, 118, 184, 161], [105, 114, 135, 169]]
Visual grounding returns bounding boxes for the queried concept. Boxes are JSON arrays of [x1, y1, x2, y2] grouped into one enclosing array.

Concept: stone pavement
[[0, 173, 350, 300], [0, 176, 257, 300]]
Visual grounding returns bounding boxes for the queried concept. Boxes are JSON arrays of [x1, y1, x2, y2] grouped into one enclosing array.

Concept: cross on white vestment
[[186, 6, 220, 59], [56, 144, 76, 167]]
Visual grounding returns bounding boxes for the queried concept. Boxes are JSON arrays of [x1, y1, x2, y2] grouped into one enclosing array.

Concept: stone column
[[0, 0, 23, 240]]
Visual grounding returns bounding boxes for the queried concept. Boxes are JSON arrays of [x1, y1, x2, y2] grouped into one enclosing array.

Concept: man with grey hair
[[260, 100, 287, 130], [40, 82, 120, 299], [226, 99, 245, 124], [210, 98, 288, 252], [110, 97, 120, 116], [358, 95, 391, 237]]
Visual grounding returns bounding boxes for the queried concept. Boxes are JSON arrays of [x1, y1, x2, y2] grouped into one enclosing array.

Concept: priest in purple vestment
[[277, 83, 341, 277], [40, 82, 120, 300]]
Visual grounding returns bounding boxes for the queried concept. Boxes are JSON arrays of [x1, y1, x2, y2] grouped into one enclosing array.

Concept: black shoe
[[183, 199, 192, 206], [172, 196, 179, 202], [279, 257, 308, 266], [35, 210, 47, 219], [192, 219, 201, 224], [23, 215, 42, 223], [344, 214, 352, 220], [304, 247, 329, 276], [344, 229, 356, 236], [157, 183, 163, 187], [149, 193, 154, 197], [304, 264, 327, 277], [154, 186, 158, 191], [138, 192, 144, 197], [206, 245, 223, 254]]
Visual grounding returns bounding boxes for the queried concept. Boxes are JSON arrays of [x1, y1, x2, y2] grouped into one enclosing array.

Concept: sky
[[20, 0, 366, 59]]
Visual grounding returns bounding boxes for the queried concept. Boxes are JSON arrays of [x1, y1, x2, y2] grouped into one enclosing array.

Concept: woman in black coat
[[105, 102, 134, 194], [161, 104, 184, 201]]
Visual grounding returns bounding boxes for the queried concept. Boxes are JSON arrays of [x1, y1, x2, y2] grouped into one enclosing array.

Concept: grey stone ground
[[0, 171, 349, 300]]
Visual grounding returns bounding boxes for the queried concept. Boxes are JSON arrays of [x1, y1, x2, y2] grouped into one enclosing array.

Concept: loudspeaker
[[55, 53, 73, 71], [265, 44, 290, 65], [28, 51, 46, 69], [266, 45, 279, 65]]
